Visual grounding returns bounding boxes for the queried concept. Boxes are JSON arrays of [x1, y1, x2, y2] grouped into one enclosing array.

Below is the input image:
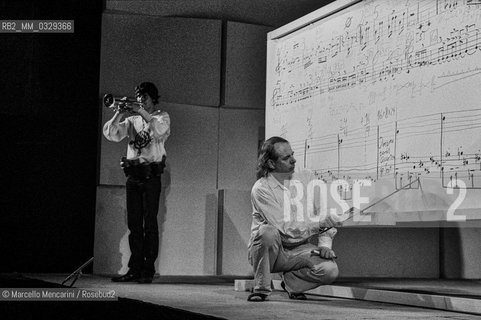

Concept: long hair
[[256, 136, 288, 179]]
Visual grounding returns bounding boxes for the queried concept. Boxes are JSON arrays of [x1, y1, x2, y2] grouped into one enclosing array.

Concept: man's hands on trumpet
[[127, 97, 146, 114], [103, 93, 145, 114], [103, 91, 155, 124], [113, 97, 145, 114]]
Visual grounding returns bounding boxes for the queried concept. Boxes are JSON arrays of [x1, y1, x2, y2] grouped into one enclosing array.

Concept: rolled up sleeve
[[149, 113, 170, 140], [103, 118, 129, 142]]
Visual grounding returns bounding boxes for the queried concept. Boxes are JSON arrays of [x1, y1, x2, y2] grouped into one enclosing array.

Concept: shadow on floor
[[0, 273, 225, 320]]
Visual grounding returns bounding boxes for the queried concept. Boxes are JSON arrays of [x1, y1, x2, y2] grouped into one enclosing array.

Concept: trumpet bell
[[103, 93, 114, 108]]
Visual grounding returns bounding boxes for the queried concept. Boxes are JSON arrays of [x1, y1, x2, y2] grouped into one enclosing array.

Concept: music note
[[415, 48, 428, 66], [401, 152, 410, 161], [388, 11, 398, 38], [360, 23, 370, 51], [398, 10, 406, 35], [374, 21, 383, 44], [447, 41, 458, 61], [407, 8, 417, 27], [466, 26, 479, 56], [438, 44, 446, 63], [331, 37, 340, 58]]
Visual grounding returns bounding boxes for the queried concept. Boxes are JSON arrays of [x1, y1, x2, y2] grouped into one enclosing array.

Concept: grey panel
[[335, 228, 439, 278], [217, 108, 264, 191], [224, 22, 273, 109], [99, 13, 221, 107]]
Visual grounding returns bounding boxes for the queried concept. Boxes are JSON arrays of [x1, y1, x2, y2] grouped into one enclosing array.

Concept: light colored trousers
[[248, 224, 339, 294]]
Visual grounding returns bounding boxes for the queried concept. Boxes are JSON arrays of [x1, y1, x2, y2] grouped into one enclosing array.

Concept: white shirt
[[249, 169, 337, 248], [103, 110, 170, 163]]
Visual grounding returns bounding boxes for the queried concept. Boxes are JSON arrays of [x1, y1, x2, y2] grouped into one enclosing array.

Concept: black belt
[[121, 156, 166, 180]]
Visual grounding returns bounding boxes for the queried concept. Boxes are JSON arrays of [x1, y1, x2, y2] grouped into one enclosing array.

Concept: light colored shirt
[[103, 110, 170, 163], [249, 169, 337, 248]]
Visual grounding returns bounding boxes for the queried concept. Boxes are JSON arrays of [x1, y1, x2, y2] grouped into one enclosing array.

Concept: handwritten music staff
[[269, 0, 481, 196], [302, 108, 481, 189], [270, 0, 481, 109]]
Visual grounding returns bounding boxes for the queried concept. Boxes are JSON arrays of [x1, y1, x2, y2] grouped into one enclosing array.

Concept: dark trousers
[[126, 175, 161, 276]]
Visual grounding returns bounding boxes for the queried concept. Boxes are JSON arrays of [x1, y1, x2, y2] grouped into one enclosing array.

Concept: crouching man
[[247, 136, 342, 301]]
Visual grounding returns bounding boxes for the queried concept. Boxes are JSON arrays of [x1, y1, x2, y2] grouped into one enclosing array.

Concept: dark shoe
[[137, 275, 153, 284], [281, 281, 307, 300], [247, 292, 268, 302], [111, 272, 140, 282]]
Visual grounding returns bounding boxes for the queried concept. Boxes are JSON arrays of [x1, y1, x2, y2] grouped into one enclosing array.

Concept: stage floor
[[20, 274, 481, 319]]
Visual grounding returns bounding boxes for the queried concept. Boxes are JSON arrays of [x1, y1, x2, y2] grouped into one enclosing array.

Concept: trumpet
[[103, 93, 143, 113]]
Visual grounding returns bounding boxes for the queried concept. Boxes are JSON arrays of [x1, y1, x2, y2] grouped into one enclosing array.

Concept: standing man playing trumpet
[[103, 82, 170, 284]]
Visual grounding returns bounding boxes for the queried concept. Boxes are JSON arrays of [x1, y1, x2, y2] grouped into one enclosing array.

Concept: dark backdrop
[[0, 0, 102, 272]]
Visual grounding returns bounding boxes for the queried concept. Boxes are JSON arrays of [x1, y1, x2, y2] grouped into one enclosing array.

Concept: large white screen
[[266, 0, 481, 220]]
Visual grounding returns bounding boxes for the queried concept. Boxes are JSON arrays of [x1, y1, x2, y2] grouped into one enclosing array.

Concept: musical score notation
[[268, 0, 481, 203], [270, 0, 481, 108], [295, 108, 481, 191]]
